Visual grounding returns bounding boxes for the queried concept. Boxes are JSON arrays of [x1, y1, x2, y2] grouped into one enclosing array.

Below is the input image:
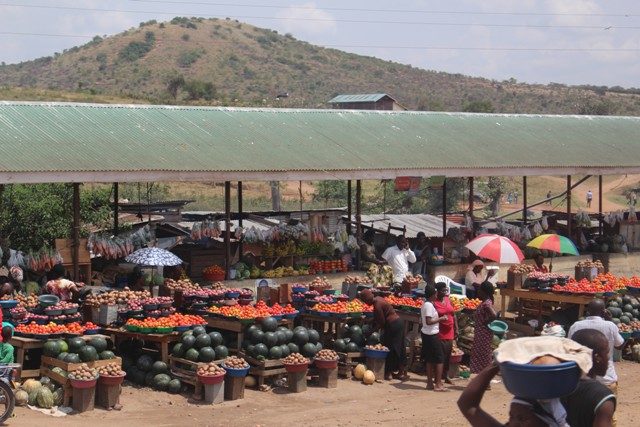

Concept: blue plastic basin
[[365, 348, 389, 359], [223, 365, 250, 377], [500, 361, 581, 399]]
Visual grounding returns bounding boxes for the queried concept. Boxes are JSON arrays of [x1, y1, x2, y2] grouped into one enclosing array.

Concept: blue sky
[[1, 0, 639, 87]]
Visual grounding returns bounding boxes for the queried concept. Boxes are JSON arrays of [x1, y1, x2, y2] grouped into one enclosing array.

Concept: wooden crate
[[41, 355, 122, 373], [169, 356, 225, 398], [239, 352, 286, 387], [507, 271, 525, 290], [55, 238, 90, 264]]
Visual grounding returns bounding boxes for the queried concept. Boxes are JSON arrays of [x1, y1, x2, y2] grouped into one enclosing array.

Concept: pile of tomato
[[126, 313, 205, 328], [313, 299, 372, 314], [309, 260, 348, 273], [208, 301, 298, 319], [16, 322, 67, 335], [202, 265, 225, 275], [462, 298, 482, 310], [551, 273, 640, 295], [384, 295, 424, 308]]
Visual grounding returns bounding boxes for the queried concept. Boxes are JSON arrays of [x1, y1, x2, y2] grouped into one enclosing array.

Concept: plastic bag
[[532, 222, 543, 237], [8, 249, 19, 267], [541, 323, 566, 337], [522, 226, 532, 241], [541, 216, 549, 231]]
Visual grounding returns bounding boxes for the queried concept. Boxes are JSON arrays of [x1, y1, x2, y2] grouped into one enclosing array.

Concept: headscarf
[[468, 259, 484, 271]]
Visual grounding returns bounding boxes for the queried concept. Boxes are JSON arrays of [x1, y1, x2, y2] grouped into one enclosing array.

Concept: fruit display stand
[[299, 312, 368, 342], [9, 336, 45, 379], [337, 351, 365, 378], [284, 363, 308, 393], [104, 328, 180, 363], [395, 310, 422, 368], [238, 352, 287, 387], [207, 316, 294, 353], [499, 289, 594, 323], [365, 352, 387, 382], [314, 359, 338, 389], [71, 378, 97, 413], [168, 355, 225, 398], [96, 374, 125, 409]]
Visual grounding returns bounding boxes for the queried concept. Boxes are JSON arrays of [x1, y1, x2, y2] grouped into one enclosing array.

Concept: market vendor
[[359, 229, 384, 269], [381, 235, 416, 285], [534, 254, 552, 273], [45, 263, 83, 301], [0, 267, 14, 299], [465, 260, 487, 298], [411, 231, 431, 276], [359, 288, 408, 380]]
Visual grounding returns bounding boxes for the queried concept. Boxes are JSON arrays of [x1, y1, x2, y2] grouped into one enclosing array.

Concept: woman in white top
[[465, 260, 486, 298], [421, 284, 448, 392]]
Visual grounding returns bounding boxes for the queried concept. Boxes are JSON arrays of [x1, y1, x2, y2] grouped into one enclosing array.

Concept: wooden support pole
[[522, 176, 528, 225], [442, 179, 447, 238], [599, 175, 603, 235], [567, 175, 572, 238], [238, 181, 243, 258], [356, 180, 362, 241], [224, 181, 231, 280], [468, 177, 474, 233], [72, 183, 80, 281], [113, 182, 119, 235], [347, 180, 352, 234]]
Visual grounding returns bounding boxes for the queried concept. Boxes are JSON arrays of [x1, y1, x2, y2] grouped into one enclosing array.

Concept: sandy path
[[10, 361, 640, 426]]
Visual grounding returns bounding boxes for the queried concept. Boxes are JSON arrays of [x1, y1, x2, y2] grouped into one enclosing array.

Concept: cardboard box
[[279, 283, 293, 304], [507, 271, 525, 289]]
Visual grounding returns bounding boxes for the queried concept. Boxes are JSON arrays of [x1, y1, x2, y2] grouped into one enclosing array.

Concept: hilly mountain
[[2, 16, 640, 115]]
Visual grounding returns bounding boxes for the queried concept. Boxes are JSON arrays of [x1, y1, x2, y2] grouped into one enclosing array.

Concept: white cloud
[[275, 2, 337, 36]]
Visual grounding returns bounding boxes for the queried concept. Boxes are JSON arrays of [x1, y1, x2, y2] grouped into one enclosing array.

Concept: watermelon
[[208, 332, 224, 347], [57, 352, 68, 361], [293, 329, 309, 346], [52, 388, 64, 406], [67, 337, 86, 353], [100, 350, 116, 360], [137, 355, 155, 372], [350, 331, 365, 347], [79, 346, 99, 362], [274, 330, 286, 346], [307, 329, 320, 345], [153, 374, 172, 391], [346, 342, 359, 352], [608, 301, 619, 308], [214, 345, 229, 359], [181, 330, 194, 339], [133, 369, 146, 385], [145, 372, 156, 387], [51, 367, 67, 378], [280, 344, 290, 357], [192, 326, 206, 336], [623, 304, 634, 314], [246, 344, 255, 356], [172, 343, 184, 358], [348, 325, 362, 337], [302, 343, 318, 358], [287, 343, 299, 354], [251, 330, 265, 345], [198, 347, 216, 362], [315, 342, 323, 353], [367, 332, 381, 346], [333, 339, 347, 352], [89, 337, 108, 353], [58, 340, 68, 353], [283, 328, 293, 342], [633, 309, 640, 319], [195, 334, 212, 349], [264, 332, 278, 348], [152, 361, 168, 374], [254, 343, 269, 358], [36, 387, 54, 409], [608, 307, 623, 318], [122, 356, 134, 370], [184, 348, 199, 362], [293, 326, 307, 334], [182, 334, 196, 349], [611, 318, 621, 325], [64, 353, 81, 364], [620, 315, 631, 325], [246, 324, 260, 335], [269, 346, 283, 360], [261, 317, 278, 332], [167, 379, 182, 394], [43, 340, 62, 358]]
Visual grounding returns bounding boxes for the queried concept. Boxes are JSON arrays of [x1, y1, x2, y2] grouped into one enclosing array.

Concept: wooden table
[[500, 289, 595, 322], [207, 316, 293, 352], [299, 313, 369, 342], [104, 328, 180, 363], [10, 336, 43, 379]]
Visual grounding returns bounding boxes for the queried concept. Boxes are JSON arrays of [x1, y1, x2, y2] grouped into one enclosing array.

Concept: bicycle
[[0, 363, 21, 423]]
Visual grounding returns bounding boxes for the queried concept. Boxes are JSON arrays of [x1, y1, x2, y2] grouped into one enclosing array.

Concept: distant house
[[328, 93, 406, 111]]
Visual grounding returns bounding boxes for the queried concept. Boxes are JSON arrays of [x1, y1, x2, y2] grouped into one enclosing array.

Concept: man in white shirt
[[568, 299, 624, 397], [382, 236, 416, 284]]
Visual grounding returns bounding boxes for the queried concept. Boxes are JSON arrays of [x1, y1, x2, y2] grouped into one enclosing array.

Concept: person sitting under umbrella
[[534, 254, 552, 273]]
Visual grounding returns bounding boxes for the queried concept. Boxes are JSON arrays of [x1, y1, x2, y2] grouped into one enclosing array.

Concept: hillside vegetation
[[2, 17, 640, 114]]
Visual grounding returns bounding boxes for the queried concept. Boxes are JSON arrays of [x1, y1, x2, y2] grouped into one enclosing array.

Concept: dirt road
[[11, 361, 640, 426]]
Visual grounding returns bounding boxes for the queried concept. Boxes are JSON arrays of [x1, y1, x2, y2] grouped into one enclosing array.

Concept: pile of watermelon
[[332, 325, 379, 353], [607, 296, 640, 325], [242, 316, 322, 360], [123, 354, 182, 393], [43, 336, 115, 364], [171, 326, 229, 363]]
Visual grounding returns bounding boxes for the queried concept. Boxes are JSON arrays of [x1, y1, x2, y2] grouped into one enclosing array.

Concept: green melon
[[89, 337, 108, 353], [64, 353, 80, 364], [307, 329, 320, 344], [43, 340, 61, 358], [192, 326, 206, 336], [302, 342, 318, 358], [198, 347, 216, 362], [214, 345, 228, 359], [151, 361, 168, 374], [51, 367, 67, 378], [79, 346, 99, 362], [261, 317, 278, 332], [67, 337, 86, 353], [287, 343, 299, 354], [184, 348, 199, 362], [208, 332, 224, 347], [172, 343, 184, 358], [153, 373, 171, 391], [333, 339, 347, 352], [268, 345, 283, 360], [195, 334, 211, 349], [137, 355, 155, 372], [100, 350, 116, 360], [182, 334, 197, 349], [167, 379, 182, 394]]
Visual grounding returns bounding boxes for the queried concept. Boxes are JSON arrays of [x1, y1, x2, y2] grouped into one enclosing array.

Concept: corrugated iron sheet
[[328, 93, 389, 103], [0, 102, 640, 182], [350, 213, 457, 238]]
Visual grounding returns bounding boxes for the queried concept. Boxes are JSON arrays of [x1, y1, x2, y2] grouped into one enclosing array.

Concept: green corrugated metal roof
[[0, 101, 640, 184], [328, 94, 390, 103]]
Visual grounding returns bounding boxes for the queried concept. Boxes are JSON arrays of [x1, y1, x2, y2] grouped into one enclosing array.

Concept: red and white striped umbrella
[[465, 234, 524, 264]]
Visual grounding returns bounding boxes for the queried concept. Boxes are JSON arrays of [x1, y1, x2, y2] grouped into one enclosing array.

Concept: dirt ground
[[9, 360, 640, 427]]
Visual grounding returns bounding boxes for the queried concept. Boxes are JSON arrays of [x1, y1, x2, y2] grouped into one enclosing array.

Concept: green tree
[[313, 181, 347, 207], [0, 184, 112, 252], [483, 177, 507, 217], [463, 100, 495, 113]]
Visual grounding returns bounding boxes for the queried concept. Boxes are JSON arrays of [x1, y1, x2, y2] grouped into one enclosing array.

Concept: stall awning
[[1, 101, 640, 184]]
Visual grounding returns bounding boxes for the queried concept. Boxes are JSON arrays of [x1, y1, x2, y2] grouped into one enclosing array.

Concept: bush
[[181, 34, 190, 42], [177, 49, 203, 67], [184, 80, 216, 101], [118, 32, 156, 62]]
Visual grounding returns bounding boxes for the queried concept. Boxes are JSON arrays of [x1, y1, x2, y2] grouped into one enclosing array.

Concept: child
[[0, 326, 14, 363]]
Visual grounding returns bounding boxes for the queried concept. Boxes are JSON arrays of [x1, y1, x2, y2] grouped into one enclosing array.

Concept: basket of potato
[[98, 363, 126, 386], [221, 356, 250, 377], [314, 349, 339, 369], [69, 364, 99, 389], [197, 362, 226, 385], [364, 344, 390, 359], [282, 353, 310, 373]]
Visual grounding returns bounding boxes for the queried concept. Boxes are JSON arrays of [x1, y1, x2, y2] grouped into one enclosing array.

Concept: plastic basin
[[70, 378, 97, 389], [38, 294, 60, 307], [365, 348, 389, 359], [292, 286, 307, 294], [489, 320, 509, 337], [174, 325, 191, 332], [99, 374, 125, 386], [222, 365, 250, 378], [284, 363, 308, 373], [198, 373, 225, 385], [84, 328, 102, 335], [499, 361, 581, 399], [155, 327, 173, 334], [450, 353, 463, 364], [314, 358, 338, 369], [44, 309, 62, 316], [0, 300, 18, 309], [225, 291, 240, 299]]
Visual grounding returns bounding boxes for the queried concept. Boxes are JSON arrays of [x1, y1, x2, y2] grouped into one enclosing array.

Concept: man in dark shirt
[[563, 328, 616, 427]]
